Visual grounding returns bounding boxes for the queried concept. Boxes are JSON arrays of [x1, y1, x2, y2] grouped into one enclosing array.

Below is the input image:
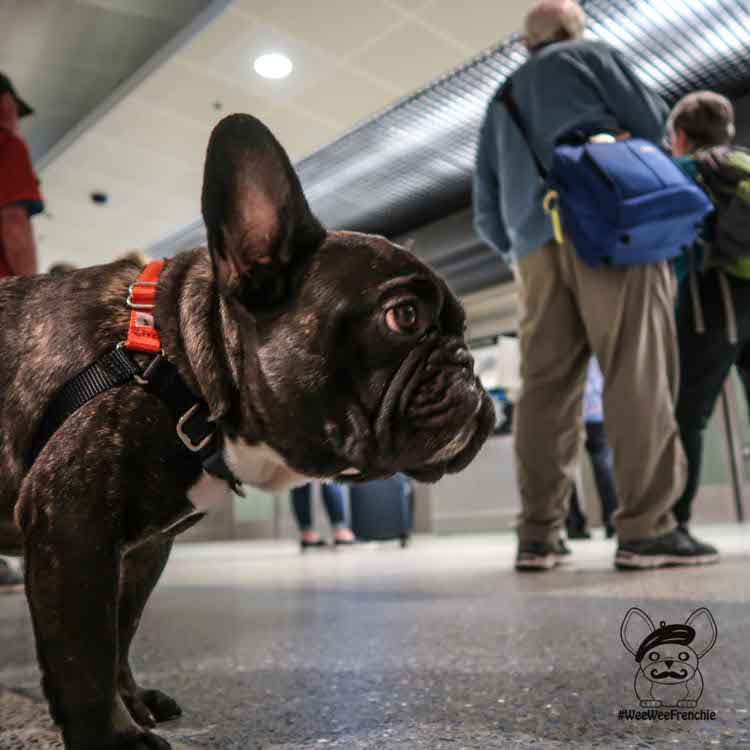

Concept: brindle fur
[[0, 115, 493, 750]]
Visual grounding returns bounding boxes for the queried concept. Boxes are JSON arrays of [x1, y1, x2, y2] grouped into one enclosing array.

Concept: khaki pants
[[514, 240, 685, 544]]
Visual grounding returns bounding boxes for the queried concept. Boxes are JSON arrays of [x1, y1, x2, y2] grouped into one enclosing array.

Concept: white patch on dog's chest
[[187, 470, 232, 511], [223, 438, 311, 492], [187, 439, 311, 509]]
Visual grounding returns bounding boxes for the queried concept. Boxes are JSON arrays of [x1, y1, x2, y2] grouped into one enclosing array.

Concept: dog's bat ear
[[201, 113, 326, 304], [621, 607, 655, 657], [685, 607, 718, 658]]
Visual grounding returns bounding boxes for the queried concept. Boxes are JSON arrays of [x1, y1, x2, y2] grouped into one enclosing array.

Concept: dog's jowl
[[0, 114, 494, 750]]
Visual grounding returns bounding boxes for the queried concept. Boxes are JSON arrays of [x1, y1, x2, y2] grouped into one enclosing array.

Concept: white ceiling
[[29, 0, 531, 269], [1, 0, 214, 160]]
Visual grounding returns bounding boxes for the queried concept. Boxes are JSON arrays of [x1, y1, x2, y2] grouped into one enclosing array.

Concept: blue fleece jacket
[[473, 39, 669, 263]]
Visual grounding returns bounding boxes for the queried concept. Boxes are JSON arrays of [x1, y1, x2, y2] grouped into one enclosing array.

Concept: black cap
[[634, 622, 695, 663], [0, 72, 33, 118]]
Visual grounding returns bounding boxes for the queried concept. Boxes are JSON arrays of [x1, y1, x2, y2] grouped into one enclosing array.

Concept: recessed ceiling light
[[253, 52, 293, 80]]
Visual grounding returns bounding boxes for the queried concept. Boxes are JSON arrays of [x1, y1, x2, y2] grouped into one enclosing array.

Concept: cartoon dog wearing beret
[[620, 607, 717, 708]]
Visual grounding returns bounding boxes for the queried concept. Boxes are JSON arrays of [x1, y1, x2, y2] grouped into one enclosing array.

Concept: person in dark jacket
[[669, 91, 744, 558], [473, 0, 714, 570]]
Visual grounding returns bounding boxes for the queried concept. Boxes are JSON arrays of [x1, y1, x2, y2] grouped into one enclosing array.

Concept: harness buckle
[[126, 280, 158, 310], [176, 404, 213, 452]]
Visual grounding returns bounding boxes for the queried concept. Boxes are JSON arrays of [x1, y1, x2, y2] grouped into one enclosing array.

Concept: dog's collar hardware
[[126, 280, 159, 309], [137, 353, 244, 496], [176, 404, 214, 453]]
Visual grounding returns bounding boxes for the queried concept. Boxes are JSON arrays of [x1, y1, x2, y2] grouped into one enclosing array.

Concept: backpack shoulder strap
[[500, 77, 548, 179]]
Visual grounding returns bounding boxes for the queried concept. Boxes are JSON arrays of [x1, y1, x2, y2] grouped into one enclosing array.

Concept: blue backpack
[[502, 80, 712, 267]]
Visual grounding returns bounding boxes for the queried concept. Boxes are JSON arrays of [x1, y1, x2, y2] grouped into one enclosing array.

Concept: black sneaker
[[615, 528, 720, 570], [556, 538, 573, 557], [0, 557, 23, 592], [516, 541, 559, 571], [565, 521, 592, 540], [678, 524, 720, 560]]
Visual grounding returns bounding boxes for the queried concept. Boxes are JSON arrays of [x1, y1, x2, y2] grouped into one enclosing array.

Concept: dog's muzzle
[[364, 337, 494, 482]]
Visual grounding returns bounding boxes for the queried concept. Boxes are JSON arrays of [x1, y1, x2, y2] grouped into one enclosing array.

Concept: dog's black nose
[[665, 660, 674, 668]]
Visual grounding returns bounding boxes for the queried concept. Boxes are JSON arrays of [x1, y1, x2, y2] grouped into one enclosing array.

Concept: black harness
[[29, 346, 244, 495]]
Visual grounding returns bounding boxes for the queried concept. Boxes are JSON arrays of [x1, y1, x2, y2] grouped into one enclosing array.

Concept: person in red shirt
[[0, 72, 43, 278], [0, 72, 41, 591]]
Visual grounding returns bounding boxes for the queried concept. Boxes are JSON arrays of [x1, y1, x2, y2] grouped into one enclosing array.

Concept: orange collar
[[126, 260, 164, 354]]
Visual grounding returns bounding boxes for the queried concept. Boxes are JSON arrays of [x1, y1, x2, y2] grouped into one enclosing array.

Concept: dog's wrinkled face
[[201, 114, 493, 483], [640, 645, 698, 685], [247, 231, 494, 482]]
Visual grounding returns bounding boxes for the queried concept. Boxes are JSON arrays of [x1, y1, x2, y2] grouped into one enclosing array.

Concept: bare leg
[[118, 539, 181, 728]]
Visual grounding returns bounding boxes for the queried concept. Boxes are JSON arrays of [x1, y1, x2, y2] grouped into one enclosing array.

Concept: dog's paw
[[640, 700, 661, 708], [63, 723, 172, 750], [124, 688, 182, 727], [124, 730, 173, 750], [678, 700, 698, 708]]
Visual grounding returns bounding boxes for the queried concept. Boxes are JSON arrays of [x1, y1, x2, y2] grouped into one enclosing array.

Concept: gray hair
[[525, 0, 586, 49]]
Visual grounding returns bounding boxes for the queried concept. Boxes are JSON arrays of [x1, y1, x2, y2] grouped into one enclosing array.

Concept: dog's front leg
[[119, 539, 182, 728], [22, 489, 171, 750]]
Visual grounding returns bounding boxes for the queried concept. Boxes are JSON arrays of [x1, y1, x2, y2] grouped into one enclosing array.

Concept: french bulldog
[[620, 607, 718, 708], [0, 114, 495, 749]]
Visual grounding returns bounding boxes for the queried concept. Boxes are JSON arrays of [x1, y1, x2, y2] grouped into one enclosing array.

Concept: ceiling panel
[[290, 67, 399, 127], [134, 59, 286, 129], [1, 0, 216, 160], [184, 22, 341, 106], [249, 0, 404, 59], [417, 0, 529, 52], [352, 21, 469, 92], [98, 98, 214, 165], [386, 0, 434, 11]]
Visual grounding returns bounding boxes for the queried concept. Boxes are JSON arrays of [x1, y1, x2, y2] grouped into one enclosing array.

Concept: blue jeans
[[291, 483, 346, 531], [567, 421, 618, 531]]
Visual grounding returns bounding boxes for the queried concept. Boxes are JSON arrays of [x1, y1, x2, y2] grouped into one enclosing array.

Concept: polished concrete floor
[[1, 525, 750, 749]]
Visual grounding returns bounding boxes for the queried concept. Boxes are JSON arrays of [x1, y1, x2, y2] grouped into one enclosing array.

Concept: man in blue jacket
[[474, 0, 716, 570]]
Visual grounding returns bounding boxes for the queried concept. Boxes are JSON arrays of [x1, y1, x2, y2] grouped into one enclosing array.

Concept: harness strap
[[689, 266, 739, 346], [689, 268, 706, 336], [717, 268, 739, 345], [29, 261, 244, 495], [501, 77, 548, 180], [29, 347, 141, 466], [139, 354, 245, 495]]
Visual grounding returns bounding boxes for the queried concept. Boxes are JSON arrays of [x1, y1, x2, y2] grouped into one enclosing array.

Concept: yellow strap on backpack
[[543, 190, 564, 245]]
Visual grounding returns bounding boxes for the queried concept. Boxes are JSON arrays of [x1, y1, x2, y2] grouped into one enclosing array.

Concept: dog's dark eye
[[649, 652, 659, 661], [386, 302, 419, 334], [679, 652, 690, 661]]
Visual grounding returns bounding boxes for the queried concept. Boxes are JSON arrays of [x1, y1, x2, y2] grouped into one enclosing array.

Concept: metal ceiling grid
[[153, 0, 750, 297], [296, 0, 750, 244]]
